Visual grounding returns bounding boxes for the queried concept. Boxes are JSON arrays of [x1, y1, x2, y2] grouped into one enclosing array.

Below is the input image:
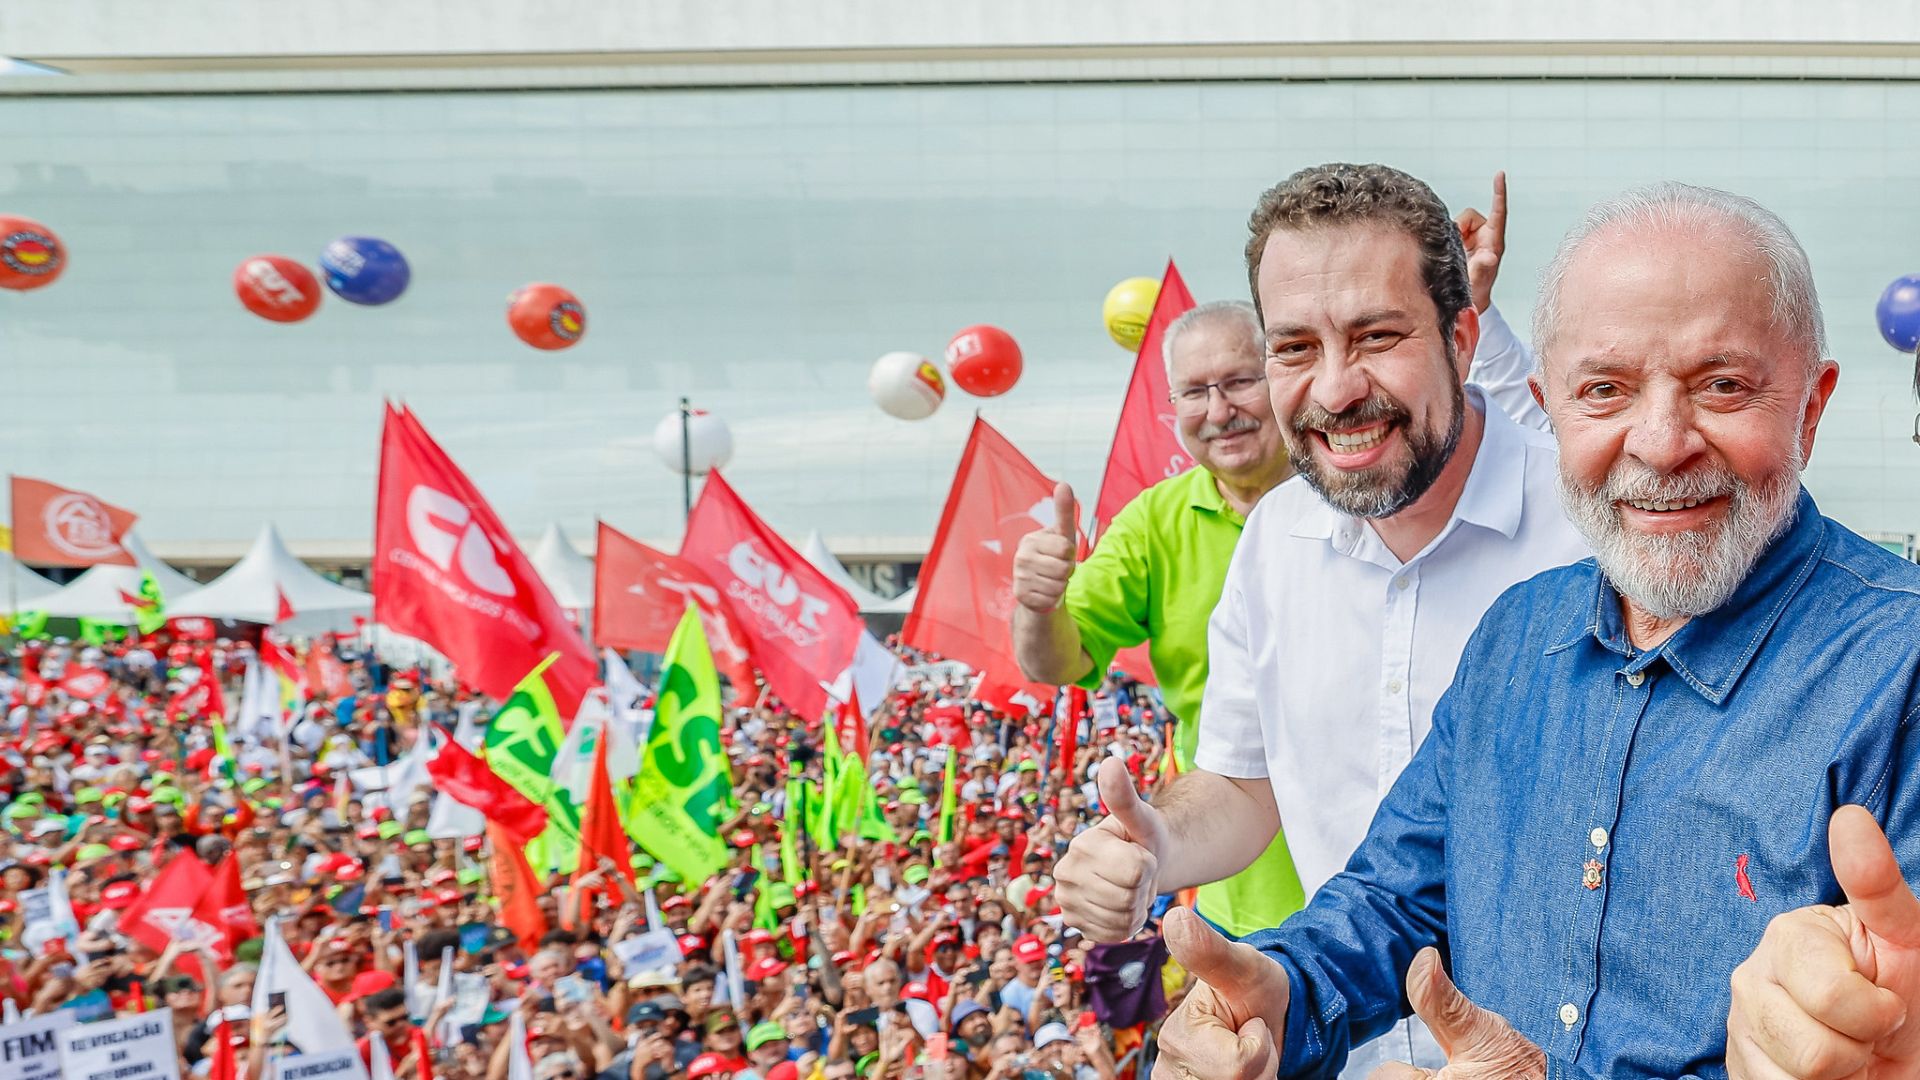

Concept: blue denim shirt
[[1247, 490, 1920, 1079]]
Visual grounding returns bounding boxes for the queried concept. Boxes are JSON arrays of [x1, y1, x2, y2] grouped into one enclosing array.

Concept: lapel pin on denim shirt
[[1735, 854, 1758, 902], [1582, 859, 1604, 890]]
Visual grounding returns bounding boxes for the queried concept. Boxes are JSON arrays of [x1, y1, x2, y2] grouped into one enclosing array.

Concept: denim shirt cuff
[[1268, 949, 1330, 1078]]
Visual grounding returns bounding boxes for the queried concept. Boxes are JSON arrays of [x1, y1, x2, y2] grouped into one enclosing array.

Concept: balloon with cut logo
[[0, 216, 66, 291], [234, 254, 322, 322], [869, 351, 946, 420], [1103, 276, 1160, 351], [319, 235, 410, 305], [945, 325, 1022, 398], [653, 409, 734, 476], [507, 282, 586, 350]]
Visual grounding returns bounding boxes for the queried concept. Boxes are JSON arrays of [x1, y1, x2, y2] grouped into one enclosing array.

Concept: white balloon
[[652, 409, 734, 476], [868, 351, 945, 421]]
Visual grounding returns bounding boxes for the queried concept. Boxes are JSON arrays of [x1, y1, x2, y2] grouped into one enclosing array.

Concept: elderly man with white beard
[[1149, 182, 1920, 1080]]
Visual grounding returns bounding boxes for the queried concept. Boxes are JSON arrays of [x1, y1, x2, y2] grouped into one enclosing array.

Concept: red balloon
[[233, 255, 322, 322], [945, 324, 1022, 397], [0, 216, 65, 291], [507, 283, 587, 350]]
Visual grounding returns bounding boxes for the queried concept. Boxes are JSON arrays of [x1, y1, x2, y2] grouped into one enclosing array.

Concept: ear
[[1451, 306, 1481, 382], [1798, 359, 1841, 465]]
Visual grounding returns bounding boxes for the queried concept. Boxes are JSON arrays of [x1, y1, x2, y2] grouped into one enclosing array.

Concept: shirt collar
[[1185, 465, 1245, 525], [1288, 386, 1525, 544], [1550, 488, 1827, 705]]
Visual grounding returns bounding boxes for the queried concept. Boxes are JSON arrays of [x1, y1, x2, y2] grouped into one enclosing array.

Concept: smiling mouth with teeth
[[1623, 496, 1715, 512], [1322, 425, 1391, 453]]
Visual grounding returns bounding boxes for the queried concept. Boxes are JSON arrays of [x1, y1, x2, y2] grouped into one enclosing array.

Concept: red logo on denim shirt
[[1735, 854, 1758, 902]]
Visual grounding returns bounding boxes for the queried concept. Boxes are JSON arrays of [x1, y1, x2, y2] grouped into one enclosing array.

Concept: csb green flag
[[483, 654, 582, 872], [937, 747, 958, 845], [628, 604, 733, 886]]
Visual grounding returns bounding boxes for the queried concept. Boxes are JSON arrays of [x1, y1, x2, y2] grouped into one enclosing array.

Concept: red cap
[[743, 957, 787, 982], [354, 823, 379, 840], [793, 881, 819, 898], [901, 982, 931, 1001], [1065, 963, 1083, 981], [687, 1054, 732, 1079], [766, 1063, 799, 1080], [344, 969, 396, 1003], [677, 934, 707, 957], [1012, 934, 1046, 965], [99, 880, 141, 909], [125, 797, 153, 815], [462, 836, 484, 853], [107, 835, 143, 852], [335, 860, 366, 882], [931, 932, 960, 950], [661, 896, 691, 912], [729, 830, 756, 849], [742, 929, 774, 947], [829, 950, 855, 966]]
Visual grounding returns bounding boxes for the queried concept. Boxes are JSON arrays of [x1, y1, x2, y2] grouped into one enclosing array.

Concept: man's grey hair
[[1162, 300, 1263, 381], [221, 963, 258, 986], [1532, 182, 1827, 376]]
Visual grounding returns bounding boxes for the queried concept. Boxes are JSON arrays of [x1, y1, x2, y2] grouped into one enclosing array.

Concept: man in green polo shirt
[[1011, 299, 1303, 939]]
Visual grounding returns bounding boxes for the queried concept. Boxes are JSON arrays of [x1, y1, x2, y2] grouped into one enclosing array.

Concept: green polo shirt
[[1062, 466, 1304, 937]]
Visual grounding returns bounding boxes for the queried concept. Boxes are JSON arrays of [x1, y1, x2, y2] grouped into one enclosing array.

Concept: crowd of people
[[0, 632, 1186, 1080]]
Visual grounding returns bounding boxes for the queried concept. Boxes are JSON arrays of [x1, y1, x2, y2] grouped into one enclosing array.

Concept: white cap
[[1033, 1022, 1072, 1049]]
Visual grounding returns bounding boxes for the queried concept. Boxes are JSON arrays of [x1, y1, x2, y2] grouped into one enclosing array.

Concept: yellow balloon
[[1103, 276, 1161, 351]]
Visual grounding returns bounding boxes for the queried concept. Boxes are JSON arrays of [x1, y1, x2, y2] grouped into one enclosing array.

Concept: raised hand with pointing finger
[[1454, 171, 1507, 314], [1726, 805, 1920, 1079], [1056, 757, 1169, 942]]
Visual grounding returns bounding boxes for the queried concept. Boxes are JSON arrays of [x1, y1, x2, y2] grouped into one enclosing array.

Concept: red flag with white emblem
[[902, 418, 1058, 709], [373, 405, 595, 715], [678, 473, 863, 719], [592, 521, 756, 692], [1091, 260, 1197, 538], [8, 475, 138, 567]]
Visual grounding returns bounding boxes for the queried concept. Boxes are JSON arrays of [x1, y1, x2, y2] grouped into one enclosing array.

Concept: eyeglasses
[[1168, 374, 1267, 414]]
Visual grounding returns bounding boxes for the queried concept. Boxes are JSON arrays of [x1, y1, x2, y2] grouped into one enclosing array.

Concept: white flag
[[720, 929, 746, 1009], [550, 694, 635, 801], [381, 725, 435, 814], [507, 1010, 536, 1080], [603, 649, 652, 747], [368, 1033, 396, 1080], [644, 887, 663, 934], [252, 919, 363, 1065], [404, 940, 429, 1022], [426, 792, 486, 840], [433, 945, 457, 1044]]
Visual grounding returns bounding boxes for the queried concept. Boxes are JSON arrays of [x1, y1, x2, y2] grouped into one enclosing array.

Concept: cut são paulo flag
[[592, 521, 756, 694], [901, 418, 1057, 714], [373, 404, 595, 716], [678, 473, 863, 719]]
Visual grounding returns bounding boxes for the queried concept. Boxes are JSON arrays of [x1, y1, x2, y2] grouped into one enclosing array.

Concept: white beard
[[1558, 451, 1803, 621]]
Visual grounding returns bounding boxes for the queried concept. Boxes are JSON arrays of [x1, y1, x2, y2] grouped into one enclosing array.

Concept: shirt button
[[1559, 1003, 1579, 1026], [1625, 671, 1645, 688], [1590, 827, 1609, 849], [1394, 577, 1409, 590], [1386, 678, 1404, 694]]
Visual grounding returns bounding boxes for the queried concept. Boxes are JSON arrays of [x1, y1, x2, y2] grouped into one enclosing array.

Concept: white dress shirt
[[1194, 386, 1588, 1074]]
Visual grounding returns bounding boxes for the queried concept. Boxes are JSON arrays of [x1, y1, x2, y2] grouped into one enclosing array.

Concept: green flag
[[857, 771, 898, 844], [937, 749, 958, 845], [750, 843, 777, 930], [11, 610, 48, 640], [781, 774, 806, 887], [628, 605, 733, 886], [133, 570, 167, 635], [483, 654, 581, 872], [833, 750, 867, 846]]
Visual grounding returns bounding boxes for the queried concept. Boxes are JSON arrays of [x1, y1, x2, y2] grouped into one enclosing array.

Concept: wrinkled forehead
[[1168, 317, 1262, 385], [1547, 222, 1796, 379]]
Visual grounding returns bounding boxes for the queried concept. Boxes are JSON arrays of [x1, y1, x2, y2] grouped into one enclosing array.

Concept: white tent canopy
[[167, 523, 372, 634], [32, 530, 201, 621], [530, 523, 594, 612], [802, 531, 915, 615], [1, 552, 60, 611]]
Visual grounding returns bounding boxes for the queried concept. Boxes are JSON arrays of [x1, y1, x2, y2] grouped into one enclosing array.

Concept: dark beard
[[1288, 358, 1465, 520]]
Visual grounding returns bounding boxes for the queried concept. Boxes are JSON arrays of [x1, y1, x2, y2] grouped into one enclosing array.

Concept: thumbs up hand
[[1726, 806, 1920, 1079], [1367, 950, 1543, 1080], [1057, 757, 1170, 941], [1152, 907, 1291, 1080], [1013, 482, 1081, 614]]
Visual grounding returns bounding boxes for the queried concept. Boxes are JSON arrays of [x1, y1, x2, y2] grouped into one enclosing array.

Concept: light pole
[[680, 396, 693, 522]]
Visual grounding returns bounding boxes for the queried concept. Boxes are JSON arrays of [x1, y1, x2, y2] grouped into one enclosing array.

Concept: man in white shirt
[[1053, 164, 1587, 1075]]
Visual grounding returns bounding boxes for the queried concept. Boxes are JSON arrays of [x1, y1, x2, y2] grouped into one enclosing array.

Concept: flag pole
[[679, 397, 693, 524]]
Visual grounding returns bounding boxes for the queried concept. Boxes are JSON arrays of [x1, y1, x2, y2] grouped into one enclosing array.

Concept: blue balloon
[[1877, 274, 1920, 352], [319, 235, 410, 306]]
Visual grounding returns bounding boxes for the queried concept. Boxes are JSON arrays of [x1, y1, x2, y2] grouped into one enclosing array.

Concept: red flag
[[8, 475, 138, 567], [425, 724, 550, 843], [572, 724, 636, 912], [305, 639, 354, 699], [593, 521, 757, 690], [167, 670, 223, 724], [190, 854, 260, 963], [274, 587, 296, 623], [924, 702, 969, 749], [117, 853, 218, 956], [58, 666, 109, 699], [679, 474, 863, 718], [901, 418, 1056, 707], [1091, 261, 1197, 538], [167, 617, 217, 642], [373, 405, 595, 715], [834, 689, 870, 763], [207, 1015, 238, 1080], [487, 820, 549, 953]]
